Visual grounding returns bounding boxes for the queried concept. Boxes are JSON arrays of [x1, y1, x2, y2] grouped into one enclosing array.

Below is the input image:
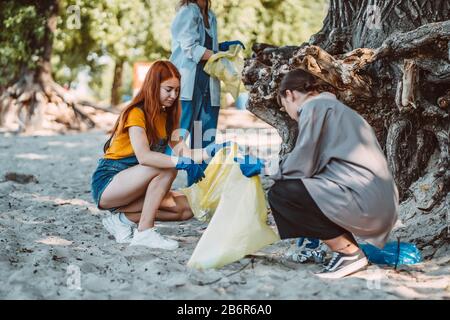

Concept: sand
[[0, 130, 449, 300]]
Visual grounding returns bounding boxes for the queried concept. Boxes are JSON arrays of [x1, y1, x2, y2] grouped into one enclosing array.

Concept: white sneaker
[[102, 214, 135, 243], [130, 228, 179, 250]]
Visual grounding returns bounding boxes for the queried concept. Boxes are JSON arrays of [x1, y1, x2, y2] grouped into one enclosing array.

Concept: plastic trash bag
[[180, 143, 280, 269], [297, 237, 320, 249], [359, 242, 422, 266], [204, 45, 245, 100]]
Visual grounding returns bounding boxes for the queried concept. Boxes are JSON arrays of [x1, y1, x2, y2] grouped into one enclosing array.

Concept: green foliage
[[0, 1, 48, 85], [214, 0, 328, 51], [51, 0, 98, 86], [52, 0, 173, 99], [1, 0, 328, 98]]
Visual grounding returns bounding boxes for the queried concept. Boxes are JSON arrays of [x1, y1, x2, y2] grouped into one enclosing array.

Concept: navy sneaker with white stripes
[[315, 248, 368, 279]]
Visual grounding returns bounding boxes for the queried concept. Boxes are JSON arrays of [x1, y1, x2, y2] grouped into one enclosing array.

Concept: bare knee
[[98, 196, 114, 211], [154, 168, 177, 182], [167, 168, 177, 179], [134, 165, 176, 185], [180, 209, 193, 221], [172, 203, 193, 221]]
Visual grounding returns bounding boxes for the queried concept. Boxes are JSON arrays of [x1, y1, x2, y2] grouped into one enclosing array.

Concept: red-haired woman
[[91, 61, 218, 250]]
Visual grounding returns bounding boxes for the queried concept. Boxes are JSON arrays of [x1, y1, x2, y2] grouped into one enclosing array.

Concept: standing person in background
[[170, 0, 244, 185]]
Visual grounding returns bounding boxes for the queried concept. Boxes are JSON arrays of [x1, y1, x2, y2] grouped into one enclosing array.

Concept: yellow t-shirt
[[104, 107, 167, 160]]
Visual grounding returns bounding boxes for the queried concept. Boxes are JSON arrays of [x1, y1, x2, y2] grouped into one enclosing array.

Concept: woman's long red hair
[[104, 60, 181, 153]]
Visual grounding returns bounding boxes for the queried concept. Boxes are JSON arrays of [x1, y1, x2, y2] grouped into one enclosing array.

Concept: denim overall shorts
[[91, 138, 168, 212]]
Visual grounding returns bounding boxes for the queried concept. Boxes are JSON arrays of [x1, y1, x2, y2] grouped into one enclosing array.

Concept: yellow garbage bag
[[203, 45, 245, 100], [179, 144, 280, 269]]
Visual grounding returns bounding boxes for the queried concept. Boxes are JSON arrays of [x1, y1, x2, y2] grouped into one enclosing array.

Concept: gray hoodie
[[270, 92, 398, 247]]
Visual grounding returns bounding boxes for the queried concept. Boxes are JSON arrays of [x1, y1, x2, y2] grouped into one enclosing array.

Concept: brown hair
[[178, 0, 212, 27], [104, 60, 181, 153], [277, 69, 336, 106]]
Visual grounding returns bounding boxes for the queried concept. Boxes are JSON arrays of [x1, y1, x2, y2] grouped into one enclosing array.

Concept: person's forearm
[[138, 151, 178, 169], [201, 49, 214, 61]]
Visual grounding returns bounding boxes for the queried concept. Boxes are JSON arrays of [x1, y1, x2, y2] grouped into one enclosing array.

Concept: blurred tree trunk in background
[[111, 59, 124, 107], [0, 0, 95, 133], [243, 0, 449, 250]]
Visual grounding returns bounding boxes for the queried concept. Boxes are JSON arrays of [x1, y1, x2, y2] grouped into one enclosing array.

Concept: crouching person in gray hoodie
[[267, 69, 398, 279]]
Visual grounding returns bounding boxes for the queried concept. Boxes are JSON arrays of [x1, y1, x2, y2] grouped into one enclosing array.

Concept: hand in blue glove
[[204, 141, 232, 158], [175, 157, 205, 184], [233, 155, 265, 178], [219, 40, 246, 52]]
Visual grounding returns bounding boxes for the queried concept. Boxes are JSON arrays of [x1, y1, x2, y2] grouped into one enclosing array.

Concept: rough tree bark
[[111, 59, 124, 107], [0, 0, 96, 133], [243, 0, 449, 253]]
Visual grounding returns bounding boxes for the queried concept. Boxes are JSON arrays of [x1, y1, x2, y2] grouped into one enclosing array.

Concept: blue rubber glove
[[204, 141, 232, 158], [186, 161, 208, 187], [175, 157, 205, 184], [219, 40, 246, 52], [233, 155, 265, 178]]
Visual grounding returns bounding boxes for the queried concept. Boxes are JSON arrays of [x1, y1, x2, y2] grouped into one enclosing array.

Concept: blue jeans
[[178, 98, 219, 187], [175, 51, 220, 186], [180, 99, 220, 149], [179, 47, 220, 150]]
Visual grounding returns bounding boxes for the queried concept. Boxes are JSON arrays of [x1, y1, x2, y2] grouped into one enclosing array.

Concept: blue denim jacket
[[170, 4, 221, 107]]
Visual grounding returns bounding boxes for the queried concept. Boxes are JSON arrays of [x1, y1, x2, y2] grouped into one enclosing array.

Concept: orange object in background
[[133, 62, 153, 96]]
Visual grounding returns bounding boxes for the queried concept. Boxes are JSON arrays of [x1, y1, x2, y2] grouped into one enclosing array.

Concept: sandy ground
[[0, 130, 449, 300]]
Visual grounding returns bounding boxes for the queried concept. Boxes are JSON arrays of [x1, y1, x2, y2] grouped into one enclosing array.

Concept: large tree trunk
[[0, 0, 96, 133], [243, 0, 449, 255], [111, 59, 124, 107]]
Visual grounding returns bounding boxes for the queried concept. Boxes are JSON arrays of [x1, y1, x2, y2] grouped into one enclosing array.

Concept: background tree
[[243, 0, 449, 250], [0, 0, 328, 130], [87, 0, 169, 106], [214, 0, 327, 50], [51, 0, 97, 89], [58, 0, 327, 105], [53, 0, 169, 106], [0, 0, 97, 132]]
